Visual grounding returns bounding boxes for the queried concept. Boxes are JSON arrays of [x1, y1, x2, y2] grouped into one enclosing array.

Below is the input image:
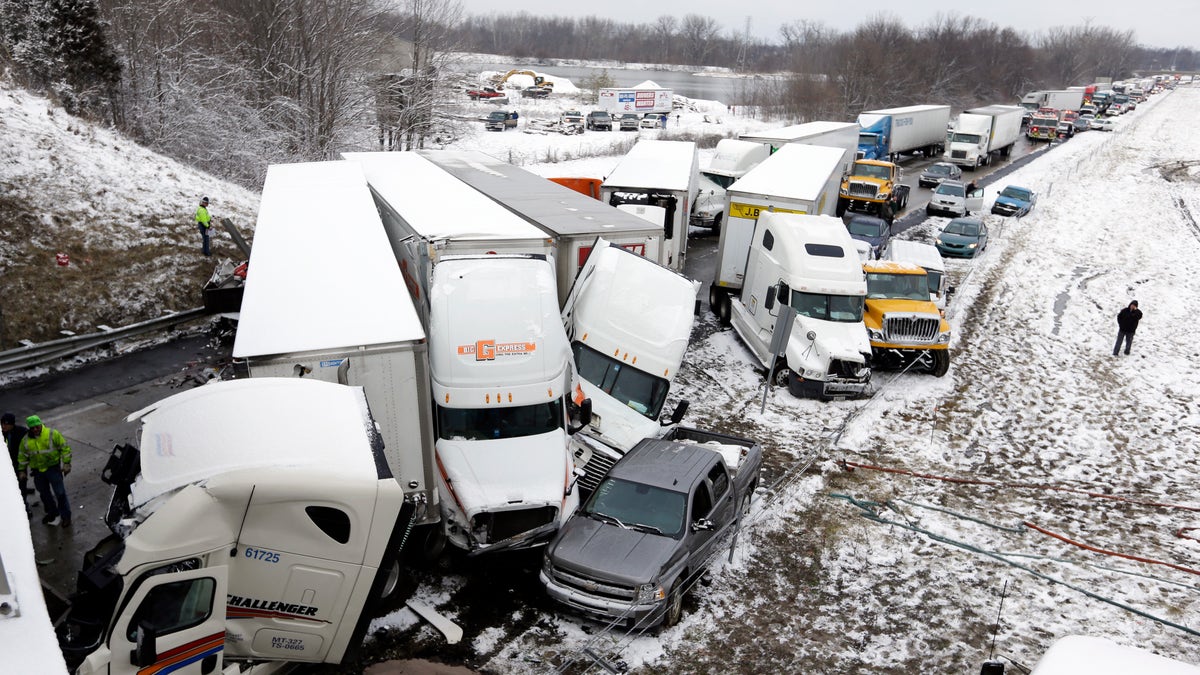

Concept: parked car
[[639, 114, 662, 129], [845, 214, 892, 259], [619, 113, 640, 131], [1090, 117, 1115, 131], [523, 86, 551, 99], [990, 185, 1037, 217], [586, 110, 612, 131], [561, 110, 584, 126], [540, 427, 763, 629], [926, 180, 983, 217], [918, 162, 963, 188], [484, 110, 518, 131], [935, 217, 989, 258]]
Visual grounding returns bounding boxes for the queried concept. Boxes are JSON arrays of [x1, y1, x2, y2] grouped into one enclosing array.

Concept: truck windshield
[[487, 112, 505, 120], [701, 171, 736, 189], [437, 400, 564, 441], [572, 342, 669, 419], [853, 163, 890, 180], [924, 270, 943, 296], [790, 291, 864, 322], [586, 477, 686, 538], [866, 272, 930, 301], [949, 133, 981, 144]]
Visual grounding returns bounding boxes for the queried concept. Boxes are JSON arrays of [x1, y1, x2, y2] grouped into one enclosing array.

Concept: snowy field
[[365, 86, 1200, 673]]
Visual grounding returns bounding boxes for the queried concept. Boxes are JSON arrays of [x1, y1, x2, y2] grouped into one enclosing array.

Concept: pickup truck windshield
[[866, 272, 930, 301], [1000, 187, 1031, 201], [573, 342, 668, 418], [586, 477, 686, 538], [790, 291, 864, 322], [437, 400, 563, 440]]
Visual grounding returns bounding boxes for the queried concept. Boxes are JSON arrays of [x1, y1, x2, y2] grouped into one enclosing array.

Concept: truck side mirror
[[131, 623, 157, 667], [777, 282, 790, 306], [568, 398, 592, 435], [692, 518, 714, 531], [664, 400, 689, 425], [764, 285, 777, 310]]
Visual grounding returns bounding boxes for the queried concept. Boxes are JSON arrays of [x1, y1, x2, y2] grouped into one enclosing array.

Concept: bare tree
[[679, 14, 719, 65], [652, 15, 676, 64]]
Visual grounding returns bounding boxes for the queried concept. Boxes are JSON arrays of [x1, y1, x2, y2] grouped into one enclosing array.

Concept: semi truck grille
[[550, 566, 636, 601], [475, 506, 558, 543], [884, 315, 940, 342], [576, 449, 618, 494], [847, 181, 878, 199], [951, 150, 967, 159]]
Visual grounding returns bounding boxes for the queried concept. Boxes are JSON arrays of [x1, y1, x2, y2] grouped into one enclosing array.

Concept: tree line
[[2, 0, 1196, 187]]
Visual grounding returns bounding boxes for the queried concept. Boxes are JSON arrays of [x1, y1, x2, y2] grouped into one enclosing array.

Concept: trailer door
[[107, 564, 228, 675]]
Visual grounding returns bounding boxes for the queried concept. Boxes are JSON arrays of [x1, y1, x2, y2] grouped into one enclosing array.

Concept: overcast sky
[[456, 0, 1199, 51]]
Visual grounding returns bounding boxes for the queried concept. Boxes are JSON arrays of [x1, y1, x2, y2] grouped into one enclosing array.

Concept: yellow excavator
[[490, 69, 554, 91]]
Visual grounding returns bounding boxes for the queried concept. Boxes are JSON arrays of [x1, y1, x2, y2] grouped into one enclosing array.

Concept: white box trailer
[[600, 140, 698, 272], [944, 105, 1023, 169], [710, 143, 847, 321], [598, 87, 674, 115], [415, 149, 666, 302], [738, 120, 860, 174], [1043, 90, 1084, 111], [232, 161, 438, 525], [343, 151, 555, 324], [856, 104, 951, 161]]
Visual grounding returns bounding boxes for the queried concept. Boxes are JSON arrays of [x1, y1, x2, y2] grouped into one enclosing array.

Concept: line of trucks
[[56, 144, 775, 674]]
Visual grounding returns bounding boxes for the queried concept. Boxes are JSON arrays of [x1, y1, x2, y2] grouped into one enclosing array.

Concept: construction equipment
[[490, 69, 554, 91]]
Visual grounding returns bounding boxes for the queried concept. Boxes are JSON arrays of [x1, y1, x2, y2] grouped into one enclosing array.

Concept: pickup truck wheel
[[664, 578, 685, 627], [740, 480, 757, 516], [929, 350, 950, 377]]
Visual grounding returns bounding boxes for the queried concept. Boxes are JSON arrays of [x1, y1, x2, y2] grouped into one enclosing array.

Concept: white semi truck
[[709, 143, 848, 324], [415, 149, 668, 302], [738, 120, 860, 163], [944, 105, 1024, 169], [60, 378, 414, 674], [232, 161, 439, 535], [559, 238, 700, 491], [728, 212, 872, 399], [342, 151, 555, 325], [600, 140, 698, 272], [428, 255, 588, 554]]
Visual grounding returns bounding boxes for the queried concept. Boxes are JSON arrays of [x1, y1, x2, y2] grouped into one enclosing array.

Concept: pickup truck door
[[688, 462, 736, 563], [107, 564, 228, 675]]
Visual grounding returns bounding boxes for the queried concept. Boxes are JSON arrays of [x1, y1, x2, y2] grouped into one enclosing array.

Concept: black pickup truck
[[540, 426, 762, 629]]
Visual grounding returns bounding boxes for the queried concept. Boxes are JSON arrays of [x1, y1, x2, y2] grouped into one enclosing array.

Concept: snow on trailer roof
[[342, 151, 548, 242], [727, 143, 847, 202], [860, 104, 951, 116], [416, 150, 660, 238], [738, 121, 858, 144], [127, 378, 383, 506], [232, 161, 423, 358], [602, 140, 697, 193], [1029, 635, 1200, 674]]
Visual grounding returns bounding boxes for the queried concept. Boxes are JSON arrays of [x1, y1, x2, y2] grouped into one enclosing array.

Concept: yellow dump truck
[[862, 261, 951, 376]]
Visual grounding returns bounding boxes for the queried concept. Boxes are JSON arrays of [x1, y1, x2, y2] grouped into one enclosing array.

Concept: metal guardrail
[[0, 308, 209, 375]]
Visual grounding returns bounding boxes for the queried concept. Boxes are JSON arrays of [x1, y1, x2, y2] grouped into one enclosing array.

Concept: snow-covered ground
[[4, 70, 1200, 673]]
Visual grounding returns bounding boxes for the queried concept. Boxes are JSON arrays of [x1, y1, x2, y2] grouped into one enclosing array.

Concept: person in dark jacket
[[2, 412, 32, 510], [1113, 300, 1143, 356]]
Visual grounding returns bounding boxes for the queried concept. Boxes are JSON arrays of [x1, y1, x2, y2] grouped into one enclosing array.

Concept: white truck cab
[[428, 255, 584, 554], [560, 238, 700, 490], [61, 378, 410, 675], [690, 139, 770, 230], [729, 212, 872, 399]]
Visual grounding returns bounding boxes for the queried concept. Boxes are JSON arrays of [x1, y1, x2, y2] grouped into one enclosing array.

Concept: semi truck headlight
[[637, 583, 665, 603], [938, 332, 952, 344]]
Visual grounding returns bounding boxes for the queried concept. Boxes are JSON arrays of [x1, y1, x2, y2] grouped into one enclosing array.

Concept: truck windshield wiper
[[590, 511, 630, 529]]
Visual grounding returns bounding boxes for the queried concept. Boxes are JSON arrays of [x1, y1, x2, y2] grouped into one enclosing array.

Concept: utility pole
[[736, 16, 751, 73]]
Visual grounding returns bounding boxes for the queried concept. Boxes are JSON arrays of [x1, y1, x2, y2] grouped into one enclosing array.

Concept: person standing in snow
[[17, 414, 72, 527], [1112, 300, 1143, 356], [195, 196, 212, 257]]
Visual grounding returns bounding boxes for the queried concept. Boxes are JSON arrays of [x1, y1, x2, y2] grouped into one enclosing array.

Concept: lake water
[[458, 62, 752, 104]]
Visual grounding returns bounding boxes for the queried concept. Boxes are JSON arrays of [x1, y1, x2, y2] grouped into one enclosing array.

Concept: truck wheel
[[708, 286, 723, 317], [664, 578, 685, 627], [836, 197, 849, 217], [741, 480, 758, 516], [771, 364, 792, 388], [716, 294, 732, 326], [930, 350, 950, 377], [712, 212, 723, 234]]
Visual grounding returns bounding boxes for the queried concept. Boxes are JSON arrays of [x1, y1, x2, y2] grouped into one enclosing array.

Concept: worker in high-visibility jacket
[[195, 195, 212, 257], [18, 414, 73, 527]]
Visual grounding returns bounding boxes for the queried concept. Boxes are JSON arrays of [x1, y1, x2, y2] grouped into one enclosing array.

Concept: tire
[[771, 364, 792, 388], [925, 205, 933, 216], [741, 480, 758, 516], [929, 350, 950, 377], [712, 212, 723, 234], [663, 578, 685, 627], [836, 197, 849, 217], [708, 286, 723, 317], [716, 294, 732, 326]]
